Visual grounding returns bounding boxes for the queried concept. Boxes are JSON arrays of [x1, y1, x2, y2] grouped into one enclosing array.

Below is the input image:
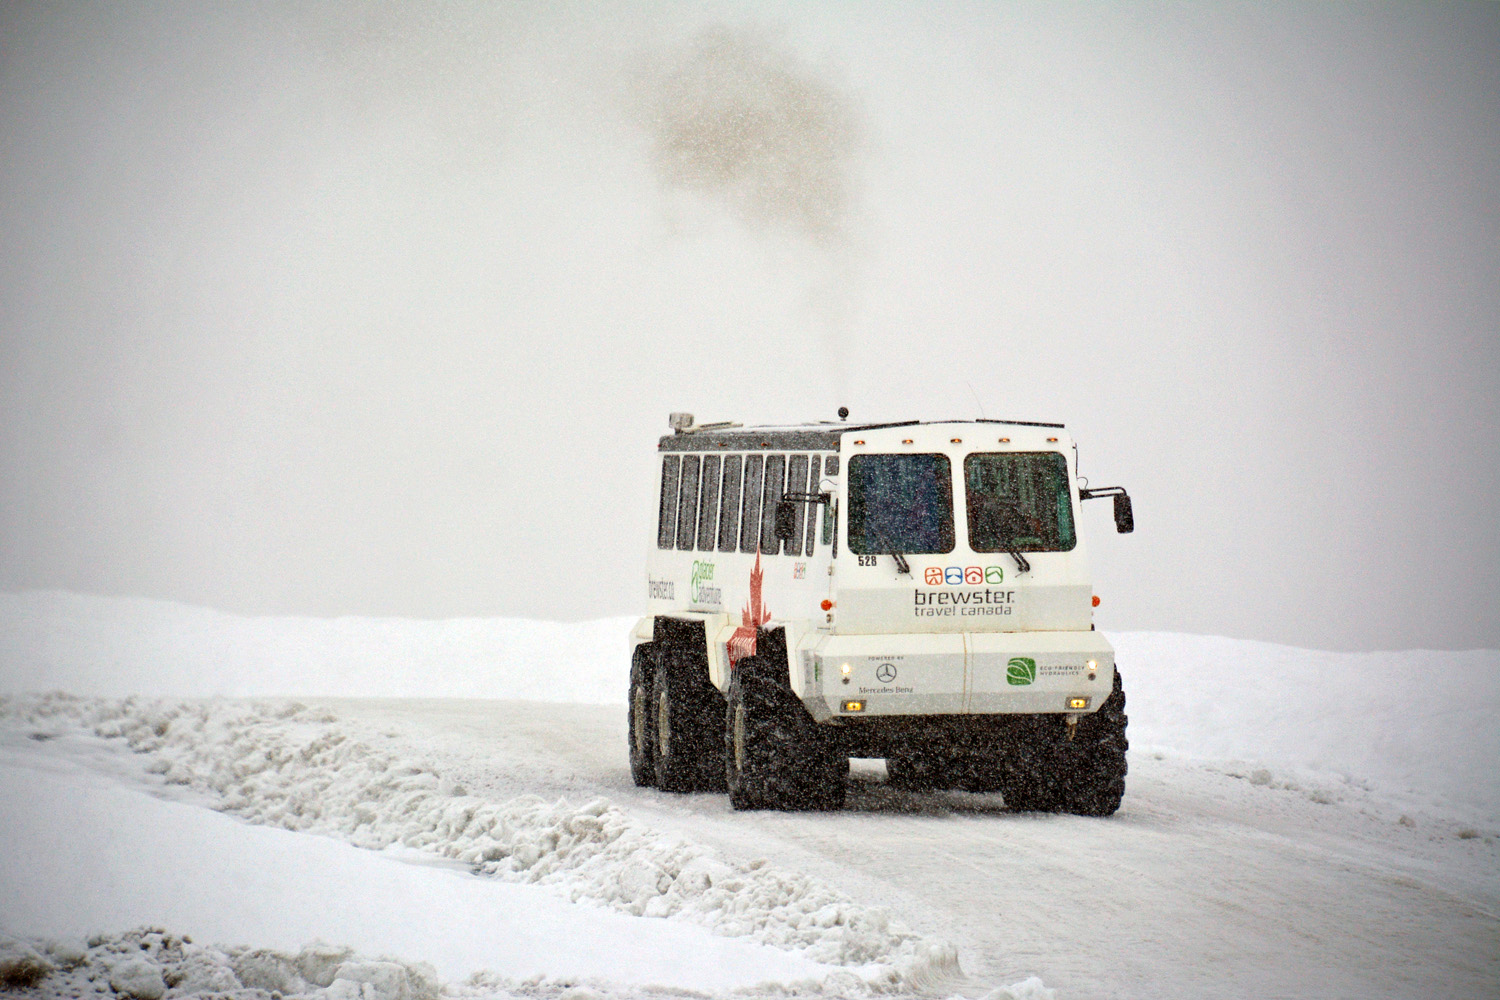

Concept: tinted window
[[964, 452, 1076, 552], [696, 455, 720, 552], [760, 454, 786, 554], [847, 453, 955, 555], [802, 456, 820, 556], [740, 455, 764, 553], [718, 456, 742, 552], [657, 455, 681, 549], [676, 455, 700, 551]]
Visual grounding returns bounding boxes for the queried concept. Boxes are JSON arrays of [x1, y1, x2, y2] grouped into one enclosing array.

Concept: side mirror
[[773, 500, 797, 541], [1113, 494, 1134, 534]]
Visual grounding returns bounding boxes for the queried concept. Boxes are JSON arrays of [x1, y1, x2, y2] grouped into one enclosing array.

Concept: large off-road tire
[[628, 643, 657, 787], [653, 639, 728, 793], [726, 656, 845, 811], [1001, 669, 1129, 816]]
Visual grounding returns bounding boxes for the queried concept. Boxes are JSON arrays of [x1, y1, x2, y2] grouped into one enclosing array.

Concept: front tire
[[1001, 669, 1129, 816], [726, 656, 845, 811]]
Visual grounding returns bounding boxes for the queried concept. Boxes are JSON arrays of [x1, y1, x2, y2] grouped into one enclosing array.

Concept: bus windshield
[[964, 452, 1076, 553], [847, 453, 955, 554]]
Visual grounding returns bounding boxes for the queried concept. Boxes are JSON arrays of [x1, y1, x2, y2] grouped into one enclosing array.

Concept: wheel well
[[653, 616, 721, 700]]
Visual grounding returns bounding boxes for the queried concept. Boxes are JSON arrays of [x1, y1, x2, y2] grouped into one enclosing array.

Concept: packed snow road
[[2, 594, 1497, 999], [310, 697, 1499, 1000]]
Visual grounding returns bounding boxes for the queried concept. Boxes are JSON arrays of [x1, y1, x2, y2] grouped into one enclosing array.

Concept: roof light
[[950, 438, 962, 444], [999, 437, 1010, 443], [902, 438, 914, 444], [853, 439, 865, 446], [1047, 437, 1059, 443]]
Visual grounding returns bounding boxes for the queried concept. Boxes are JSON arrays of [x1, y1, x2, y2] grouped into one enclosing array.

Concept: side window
[[718, 455, 743, 552], [676, 455, 700, 551], [657, 455, 681, 549], [821, 454, 837, 546], [696, 455, 720, 552], [760, 454, 786, 554], [804, 456, 821, 556], [786, 454, 809, 558], [740, 455, 764, 553]]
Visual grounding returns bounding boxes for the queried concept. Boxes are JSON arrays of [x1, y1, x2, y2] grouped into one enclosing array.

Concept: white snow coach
[[629, 411, 1135, 813]]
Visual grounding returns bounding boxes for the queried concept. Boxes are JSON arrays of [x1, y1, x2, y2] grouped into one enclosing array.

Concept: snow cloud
[[631, 27, 864, 247]]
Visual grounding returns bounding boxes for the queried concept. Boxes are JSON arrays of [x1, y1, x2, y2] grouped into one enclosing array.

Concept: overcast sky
[[2, 2, 1496, 651]]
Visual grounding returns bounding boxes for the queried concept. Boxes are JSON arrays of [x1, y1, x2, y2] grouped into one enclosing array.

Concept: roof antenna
[[838, 406, 849, 420], [967, 383, 987, 419]]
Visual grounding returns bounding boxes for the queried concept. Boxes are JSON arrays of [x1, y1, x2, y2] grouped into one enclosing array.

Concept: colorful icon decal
[[923, 566, 1006, 586]]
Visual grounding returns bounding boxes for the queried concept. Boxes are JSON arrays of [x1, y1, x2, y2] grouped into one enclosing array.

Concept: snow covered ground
[[1, 590, 1497, 999]]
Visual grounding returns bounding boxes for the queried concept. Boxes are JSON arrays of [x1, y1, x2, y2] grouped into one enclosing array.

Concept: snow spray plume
[[632, 27, 863, 245], [630, 27, 864, 402]]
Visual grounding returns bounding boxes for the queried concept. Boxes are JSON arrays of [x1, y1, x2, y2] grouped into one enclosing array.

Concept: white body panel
[[638, 420, 1116, 720]]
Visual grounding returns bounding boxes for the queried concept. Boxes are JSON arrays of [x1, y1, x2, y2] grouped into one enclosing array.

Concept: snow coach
[[629, 411, 1135, 813]]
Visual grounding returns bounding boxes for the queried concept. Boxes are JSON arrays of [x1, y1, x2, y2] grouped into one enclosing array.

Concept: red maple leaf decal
[[727, 548, 771, 668]]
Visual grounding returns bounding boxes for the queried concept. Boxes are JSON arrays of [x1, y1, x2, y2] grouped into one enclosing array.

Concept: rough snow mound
[[1, 694, 945, 983], [0, 928, 442, 1000]]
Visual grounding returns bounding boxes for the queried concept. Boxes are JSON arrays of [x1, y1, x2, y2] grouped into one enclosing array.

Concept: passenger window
[[804, 456, 821, 556], [657, 455, 681, 549], [740, 455, 764, 553], [786, 454, 809, 558], [696, 455, 720, 552], [760, 454, 786, 554], [718, 456, 743, 552], [676, 455, 700, 551]]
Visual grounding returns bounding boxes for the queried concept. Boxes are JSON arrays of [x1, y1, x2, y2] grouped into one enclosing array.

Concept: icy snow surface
[[2, 591, 1498, 999]]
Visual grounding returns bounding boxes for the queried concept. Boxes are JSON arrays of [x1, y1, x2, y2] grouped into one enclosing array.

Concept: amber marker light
[[999, 437, 1010, 443], [842, 700, 865, 712], [821, 599, 833, 610], [1092, 595, 1101, 607], [1067, 697, 1090, 710], [950, 438, 962, 444], [1047, 437, 1059, 443], [902, 438, 914, 444], [853, 439, 865, 445]]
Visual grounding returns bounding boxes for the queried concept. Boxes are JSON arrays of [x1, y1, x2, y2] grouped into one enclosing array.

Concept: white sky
[[1, 2, 1496, 649]]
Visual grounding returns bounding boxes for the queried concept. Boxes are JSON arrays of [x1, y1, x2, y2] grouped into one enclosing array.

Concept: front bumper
[[797, 629, 1116, 722]]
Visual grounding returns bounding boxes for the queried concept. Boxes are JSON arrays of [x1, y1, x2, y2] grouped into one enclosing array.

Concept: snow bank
[[0, 591, 631, 702], [1115, 631, 1500, 824], [4, 591, 1496, 823], [1, 928, 444, 1000], [1, 693, 948, 986]]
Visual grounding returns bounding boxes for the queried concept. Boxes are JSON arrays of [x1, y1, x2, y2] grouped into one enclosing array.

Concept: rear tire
[[628, 644, 657, 787], [653, 638, 727, 793], [726, 656, 845, 811]]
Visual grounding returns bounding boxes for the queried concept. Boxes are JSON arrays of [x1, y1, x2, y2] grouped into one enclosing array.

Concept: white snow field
[[1, 591, 1497, 999]]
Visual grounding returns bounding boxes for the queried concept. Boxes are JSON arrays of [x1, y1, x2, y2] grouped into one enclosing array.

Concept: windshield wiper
[[891, 552, 910, 574], [987, 498, 1033, 575]]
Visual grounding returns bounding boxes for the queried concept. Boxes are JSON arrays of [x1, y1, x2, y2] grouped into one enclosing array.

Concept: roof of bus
[[657, 418, 1066, 452]]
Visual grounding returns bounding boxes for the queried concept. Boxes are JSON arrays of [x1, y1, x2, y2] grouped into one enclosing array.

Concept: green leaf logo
[[1006, 657, 1036, 686]]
